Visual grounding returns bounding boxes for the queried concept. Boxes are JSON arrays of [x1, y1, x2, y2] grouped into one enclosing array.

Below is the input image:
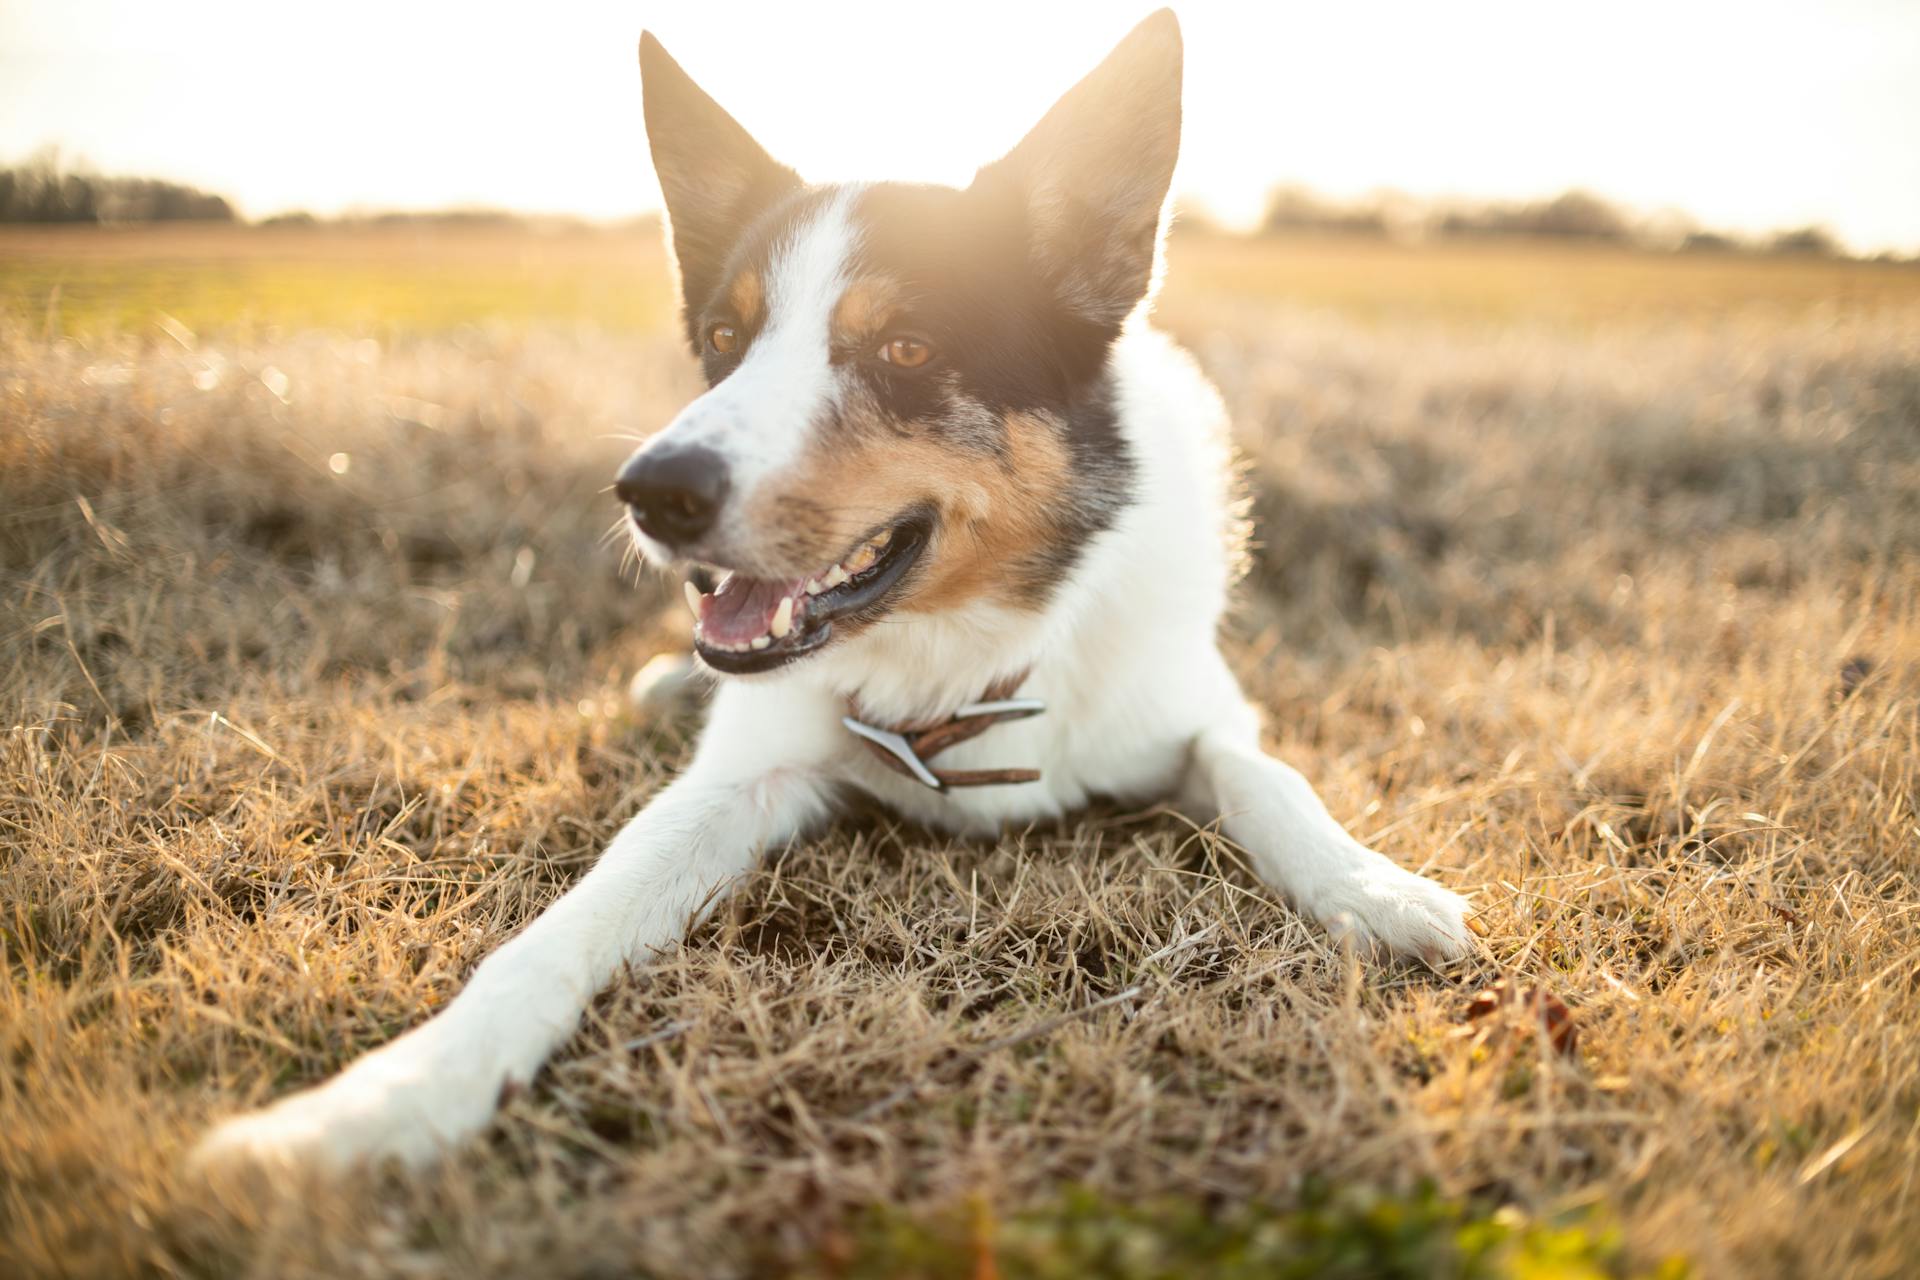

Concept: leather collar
[[842, 670, 1044, 790]]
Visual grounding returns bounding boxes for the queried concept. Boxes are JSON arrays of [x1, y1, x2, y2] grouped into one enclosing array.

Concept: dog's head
[[618, 11, 1182, 675]]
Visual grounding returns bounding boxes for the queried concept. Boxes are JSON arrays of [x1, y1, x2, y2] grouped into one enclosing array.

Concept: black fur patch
[[848, 182, 1135, 603]]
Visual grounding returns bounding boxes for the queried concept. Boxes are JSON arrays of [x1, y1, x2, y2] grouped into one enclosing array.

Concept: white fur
[[194, 214, 1473, 1180], [626, 187, 864, 574]]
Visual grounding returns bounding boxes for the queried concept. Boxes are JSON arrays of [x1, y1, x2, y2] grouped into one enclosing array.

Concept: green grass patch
[[808, 1184, 1691, 1280], [4, 258, 675, 338], [0, 225, 676, 339]]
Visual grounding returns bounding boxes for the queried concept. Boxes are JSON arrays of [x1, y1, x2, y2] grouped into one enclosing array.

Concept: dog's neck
[[806, 598, 1052, 727], [805, 529, 1129, 730]]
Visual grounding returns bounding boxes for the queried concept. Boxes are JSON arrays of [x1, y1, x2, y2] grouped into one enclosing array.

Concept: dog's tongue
[[701, 573, 807, 647]]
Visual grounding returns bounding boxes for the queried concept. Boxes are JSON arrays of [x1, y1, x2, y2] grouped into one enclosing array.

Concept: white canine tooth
[[822, 564, 848, 589], [683, 581, 704, 621], [771, 596, 794, 639], [750, 636, 770, 650]]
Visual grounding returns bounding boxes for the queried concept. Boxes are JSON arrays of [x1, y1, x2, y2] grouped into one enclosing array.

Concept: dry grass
[[2, 231, 1918, 1279]]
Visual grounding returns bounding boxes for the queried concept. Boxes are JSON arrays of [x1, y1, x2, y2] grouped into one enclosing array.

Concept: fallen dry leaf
[[1461, 979, 1578, 1055]]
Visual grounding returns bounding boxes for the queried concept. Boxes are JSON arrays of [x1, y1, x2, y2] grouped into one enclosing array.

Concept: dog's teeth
[[844, 545, 877, 575], [822, 564, 849, 589], [683, 581, 704, 621], [871, 527, 893, 549], [750, 636, 770, 650], [771, 596, 794, 639], [805, 578, 824, 596]]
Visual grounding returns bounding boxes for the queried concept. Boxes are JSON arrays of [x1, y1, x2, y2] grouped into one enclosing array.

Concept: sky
[[2, 0, 1917, 252]]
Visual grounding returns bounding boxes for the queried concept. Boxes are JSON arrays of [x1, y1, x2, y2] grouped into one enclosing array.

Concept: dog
[[195, 8, 1473, 1173]]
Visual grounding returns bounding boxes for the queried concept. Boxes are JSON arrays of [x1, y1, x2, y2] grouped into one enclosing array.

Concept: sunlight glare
[[1, 0, 1914, 249]]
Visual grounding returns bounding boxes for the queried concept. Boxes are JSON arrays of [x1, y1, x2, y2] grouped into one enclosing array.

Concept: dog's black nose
[[616, 445, 729, 545]]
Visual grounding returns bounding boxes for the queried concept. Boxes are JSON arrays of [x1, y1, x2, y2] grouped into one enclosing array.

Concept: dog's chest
[[843, 662, 1195, 834]]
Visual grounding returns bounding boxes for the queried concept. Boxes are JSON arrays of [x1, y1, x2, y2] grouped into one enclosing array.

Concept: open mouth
[[684, 512, 930, 675]]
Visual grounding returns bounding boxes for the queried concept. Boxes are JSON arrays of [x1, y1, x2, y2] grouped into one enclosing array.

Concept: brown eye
[[878, 336, 932, 369], [708, 324, 739, 355]]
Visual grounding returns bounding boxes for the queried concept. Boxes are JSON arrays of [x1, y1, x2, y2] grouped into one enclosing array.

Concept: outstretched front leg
[[1182, 665, 1474, 963], [194, 687, 836, 1172]]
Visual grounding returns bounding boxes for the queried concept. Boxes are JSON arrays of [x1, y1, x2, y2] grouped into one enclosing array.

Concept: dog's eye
[[877, 336, 933, 369], [708, 324, 740, 355]]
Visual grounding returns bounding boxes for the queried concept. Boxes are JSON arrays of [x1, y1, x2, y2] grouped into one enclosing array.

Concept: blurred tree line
[[0, 145, 1878, 259], [0, 150, 234, 224], [1247, 184, 1849, 258]]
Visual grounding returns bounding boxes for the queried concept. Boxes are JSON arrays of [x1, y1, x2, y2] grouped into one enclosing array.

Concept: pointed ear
[[972, 9, 1183, 329], [640, 32, 802, 346]]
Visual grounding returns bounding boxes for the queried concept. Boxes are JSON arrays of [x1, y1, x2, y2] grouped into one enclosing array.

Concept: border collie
[[196, 8, 1473, 1172]]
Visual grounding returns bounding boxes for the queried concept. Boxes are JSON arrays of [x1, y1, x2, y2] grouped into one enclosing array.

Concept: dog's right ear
[[640, 33, 801, 348], [970, 10, 1182, 334], [967, 8, 1175, 339]]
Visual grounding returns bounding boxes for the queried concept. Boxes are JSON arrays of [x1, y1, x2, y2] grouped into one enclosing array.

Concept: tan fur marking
[[910, 412, 1074, 614], [743, 406, 1075, 627], [727, 269, 763, 324], [831, 277, 903, 346]]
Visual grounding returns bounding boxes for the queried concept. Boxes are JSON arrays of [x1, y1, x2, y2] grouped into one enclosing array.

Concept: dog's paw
[[1312, 852, 1475, 965], [191, 1039, 502, 1176]]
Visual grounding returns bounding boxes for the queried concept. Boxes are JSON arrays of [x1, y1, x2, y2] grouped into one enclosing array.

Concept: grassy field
[[2, 225, 1918, 1279], [6, 221, 1918, 337], [0, 223, 680, 338]]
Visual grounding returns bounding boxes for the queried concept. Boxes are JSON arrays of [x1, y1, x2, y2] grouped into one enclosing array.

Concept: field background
[[3, 224, 1918, 1278]]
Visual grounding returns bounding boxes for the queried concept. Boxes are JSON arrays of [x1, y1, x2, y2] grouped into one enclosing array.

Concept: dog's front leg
[[194, 694, 834, 1172], [1182, 669, 1474, 964]]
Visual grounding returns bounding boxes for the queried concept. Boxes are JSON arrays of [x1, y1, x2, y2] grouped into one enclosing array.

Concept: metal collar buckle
[[842, 696, 1046, 790]]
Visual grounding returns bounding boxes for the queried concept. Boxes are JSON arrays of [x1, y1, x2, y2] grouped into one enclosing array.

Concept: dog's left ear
[[641, 32, 802, 348], [973, 9, 1183, 329]]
